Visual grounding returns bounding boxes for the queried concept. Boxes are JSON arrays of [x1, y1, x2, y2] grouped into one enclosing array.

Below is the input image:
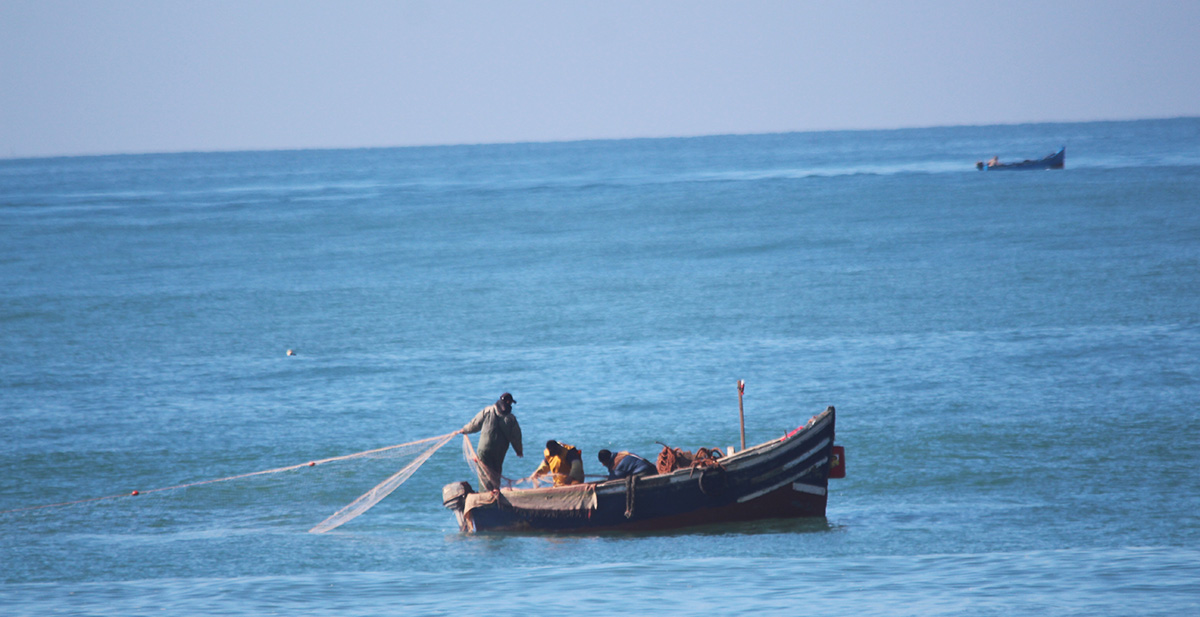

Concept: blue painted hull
[[446, 407, 837, 533]]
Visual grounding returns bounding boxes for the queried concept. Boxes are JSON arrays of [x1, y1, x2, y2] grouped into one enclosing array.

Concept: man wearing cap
[[458, 392, 523, 491]]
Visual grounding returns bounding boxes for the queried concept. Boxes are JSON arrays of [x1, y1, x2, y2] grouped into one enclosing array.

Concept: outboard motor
[[442, 481, 473, 511], [442, 481, 475, 532]]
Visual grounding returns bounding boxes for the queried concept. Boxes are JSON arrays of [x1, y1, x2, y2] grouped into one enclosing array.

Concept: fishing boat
[[442, 405, 841, 533], [976, 147, 1065, 170]]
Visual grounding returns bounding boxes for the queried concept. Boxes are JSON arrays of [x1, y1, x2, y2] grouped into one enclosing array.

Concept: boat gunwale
[[517, 408, 835, 498]]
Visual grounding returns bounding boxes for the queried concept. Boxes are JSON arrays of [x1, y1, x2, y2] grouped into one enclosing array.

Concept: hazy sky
[[3, 1, 1198, 158]]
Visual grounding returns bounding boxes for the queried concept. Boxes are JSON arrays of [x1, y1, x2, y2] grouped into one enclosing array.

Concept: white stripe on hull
[[750, 437, 831, 484], [737, 457, 828, 503], [791, 482, 827, 496]]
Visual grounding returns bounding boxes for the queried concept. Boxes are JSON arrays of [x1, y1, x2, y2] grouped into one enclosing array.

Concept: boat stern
[[442, 481, 473, 531]]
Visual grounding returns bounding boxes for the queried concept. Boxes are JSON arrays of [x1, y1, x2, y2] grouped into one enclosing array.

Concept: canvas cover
[[463, 483, 598, 517]]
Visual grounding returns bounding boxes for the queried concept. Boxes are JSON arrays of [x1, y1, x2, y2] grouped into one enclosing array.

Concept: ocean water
[[2, 118, 1199, 615]]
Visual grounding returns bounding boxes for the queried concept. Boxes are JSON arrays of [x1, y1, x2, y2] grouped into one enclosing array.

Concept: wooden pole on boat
[[737, 380, 746, 452]]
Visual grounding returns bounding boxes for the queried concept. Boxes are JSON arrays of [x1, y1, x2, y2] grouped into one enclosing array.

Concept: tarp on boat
[[463, 484, 597, 517]]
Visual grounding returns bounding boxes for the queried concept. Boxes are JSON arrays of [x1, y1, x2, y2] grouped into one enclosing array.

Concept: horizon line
[[4, 114, 1196, 163]]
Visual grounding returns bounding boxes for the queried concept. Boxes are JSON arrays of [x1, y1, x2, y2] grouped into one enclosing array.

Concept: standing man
[[459, 392, 523, 491]]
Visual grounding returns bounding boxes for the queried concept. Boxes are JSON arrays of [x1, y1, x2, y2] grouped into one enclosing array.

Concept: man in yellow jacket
[[531, 440, 584, 486]]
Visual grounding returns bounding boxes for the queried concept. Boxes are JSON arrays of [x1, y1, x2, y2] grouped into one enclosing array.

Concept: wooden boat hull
[[444, 407, 837, 533]]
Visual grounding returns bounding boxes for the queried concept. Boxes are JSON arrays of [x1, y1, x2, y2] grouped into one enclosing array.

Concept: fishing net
[[462, 433, 483, 483], [461, 433, 533, 489], [308, 432, 457, 533], [3, 431, 461, 534]]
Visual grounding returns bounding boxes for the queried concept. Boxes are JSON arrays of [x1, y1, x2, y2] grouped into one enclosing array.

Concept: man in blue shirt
[[597, 449, 655, 480]]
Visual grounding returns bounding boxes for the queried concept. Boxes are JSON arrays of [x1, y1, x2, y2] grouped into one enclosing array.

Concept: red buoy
[[130, 490, 139, 496], [829, 445, 846, 479], [308, 461, 316, 467]]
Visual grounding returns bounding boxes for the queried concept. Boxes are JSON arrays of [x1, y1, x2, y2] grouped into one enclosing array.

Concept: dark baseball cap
[[500, 392, 516, 404]]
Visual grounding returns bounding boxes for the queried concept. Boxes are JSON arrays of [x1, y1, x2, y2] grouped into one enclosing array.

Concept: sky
[[2, 1, 1198, 159]]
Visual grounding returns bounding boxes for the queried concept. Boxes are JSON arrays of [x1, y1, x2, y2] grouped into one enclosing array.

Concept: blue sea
[[2, 119, 1199, 616]]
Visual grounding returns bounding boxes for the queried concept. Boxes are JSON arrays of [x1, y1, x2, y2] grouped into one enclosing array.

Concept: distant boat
[[442, 406, 840, 533], [976, 147, 1065, 171]]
